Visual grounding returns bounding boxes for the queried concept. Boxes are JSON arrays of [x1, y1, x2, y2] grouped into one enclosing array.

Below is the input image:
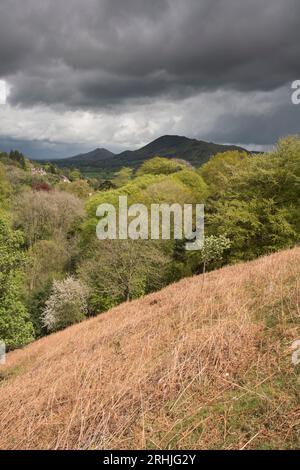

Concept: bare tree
[[78, 240, 170, 310], [13, 190, 85, 246]]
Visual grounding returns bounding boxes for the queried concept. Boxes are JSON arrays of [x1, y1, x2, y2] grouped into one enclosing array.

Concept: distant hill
[[60, 147, 115, 167], [48, 135, 249, 173], [0, 246, 299, 449]]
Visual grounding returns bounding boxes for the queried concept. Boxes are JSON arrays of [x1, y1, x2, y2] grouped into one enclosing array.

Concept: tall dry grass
[[0, 247, 300, 449]]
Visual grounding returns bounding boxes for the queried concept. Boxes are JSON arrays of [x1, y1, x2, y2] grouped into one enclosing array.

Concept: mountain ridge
[[42, 135, 250, 173]]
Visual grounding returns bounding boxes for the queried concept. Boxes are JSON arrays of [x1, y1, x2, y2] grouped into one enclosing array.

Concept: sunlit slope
[[0, 247, 300, 449]]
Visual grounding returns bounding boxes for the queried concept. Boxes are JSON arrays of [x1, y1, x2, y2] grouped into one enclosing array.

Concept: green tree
[[202, 139, 300, 261], [137, 156, 187, 176], [26, 281, 52, 338], [113, 167, 133, 188], [26, 238, 70, 292], [0, 163, 11, 212], [199, 150, 249, 197], [58, 179, 92, 199], [191, 235, 231, 273], [69, 169, 82, 181], [167, 239, 192, 282], [0, 217, 34, 349], [9, 150, 27, 170]]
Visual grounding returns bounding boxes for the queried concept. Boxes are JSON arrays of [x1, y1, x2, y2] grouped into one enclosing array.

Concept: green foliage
[[167, 240, 192, 283], [137, 156, 187, 176], [8, 150, 27, 170], [44, 162, 59, 175], [1, 135, 300, 349], [208, 198, 297, 261], [0, 217, 34, 349], [69, 169, 82, 181], [113, 167, 133, 188], [172, 169, 207, 201], [87, 173, 166, 212], [141, 178, 192, 205], [199, 150, 249, 197], [0, 163, 11, 211], [82, 174, 168, 244], [191, 235, 231, 273], [58, 179, 92, 199], [26, 281, 52, 338], [204, 139, 300, 261], [26, 238, 70, 292], [83, 168, 207, 245]]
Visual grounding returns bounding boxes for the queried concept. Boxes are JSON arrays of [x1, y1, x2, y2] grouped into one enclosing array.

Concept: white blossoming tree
[[192, 235, 231, 274], [42, 277, 89, 332]]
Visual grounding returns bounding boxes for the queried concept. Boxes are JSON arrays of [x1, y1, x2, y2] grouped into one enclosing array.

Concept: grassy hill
[[0, 247, 300, 450], [49, 135, 248, 175]]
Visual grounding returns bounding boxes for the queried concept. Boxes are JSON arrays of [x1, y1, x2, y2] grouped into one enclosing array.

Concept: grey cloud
[[0, 0, 299, 109], [206, 96, 300, 146], [0, 136, 93, 160], [0, 0, 300, 151]]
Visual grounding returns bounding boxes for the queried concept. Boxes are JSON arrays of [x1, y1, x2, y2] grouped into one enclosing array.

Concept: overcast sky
[[0, 0, 299, 159]]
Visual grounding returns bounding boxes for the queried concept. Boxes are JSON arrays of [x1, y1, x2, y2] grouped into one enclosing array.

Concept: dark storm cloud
[[201, 88, 300, 146], [0, 136, 92, 160], [206, 102, 300, 146], [1, 0, 300, 108], [0, 0, 300, 151]]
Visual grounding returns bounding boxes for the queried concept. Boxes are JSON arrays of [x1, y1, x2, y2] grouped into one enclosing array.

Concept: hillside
[[57, 147, 115, 168], [0, 247, 299, 450], [49, 135, 248, 173]]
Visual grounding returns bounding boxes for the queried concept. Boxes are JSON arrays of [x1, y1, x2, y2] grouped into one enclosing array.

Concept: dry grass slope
[[0, 247, 300, 449]]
